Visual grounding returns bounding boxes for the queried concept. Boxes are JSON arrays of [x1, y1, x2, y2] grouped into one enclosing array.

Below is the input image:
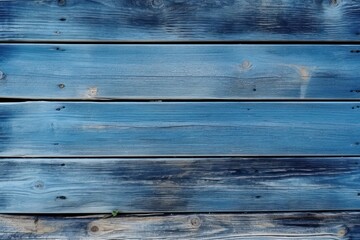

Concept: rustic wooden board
[[0, 157, 359, 213], [1, 0, 360, 41], [0, 212, 358, 239], [1, 102, 360, 156], [0, 44, 360, 100]]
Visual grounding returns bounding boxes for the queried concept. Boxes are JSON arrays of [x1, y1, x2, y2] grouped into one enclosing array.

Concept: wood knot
[[337, 227, 348, 237], [57, 0, 66, 6], [329, 0, 341, 7], [239, 60, 253, 72], [151, 0, 164, 8], [190, 216, 201, 228], [33, 181, 44, 190], [90, 225, 99, 233], [87, 87, 98, 98]]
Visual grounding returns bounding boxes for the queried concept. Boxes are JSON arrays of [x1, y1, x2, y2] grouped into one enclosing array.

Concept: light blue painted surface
[[0, 1, 359, 235], [0, 102, 359, 156], [0, 0, 359, 40], [0, 44, 359, 99]]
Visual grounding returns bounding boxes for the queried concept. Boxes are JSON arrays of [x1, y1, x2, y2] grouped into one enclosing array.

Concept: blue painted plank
[[0, 102, 360, 156], [0, 212, 358, 239], [0, 157, 359, 213], [0, 44, 360, 99], [0, 0, 359, 41]]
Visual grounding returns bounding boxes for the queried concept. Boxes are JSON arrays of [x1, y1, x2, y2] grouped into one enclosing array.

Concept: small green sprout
[[111, 209, 120, 217]]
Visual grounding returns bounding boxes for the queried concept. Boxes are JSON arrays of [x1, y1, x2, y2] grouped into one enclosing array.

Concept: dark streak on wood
[[0, 0, 360, 40], [0, 157, 359, 212]]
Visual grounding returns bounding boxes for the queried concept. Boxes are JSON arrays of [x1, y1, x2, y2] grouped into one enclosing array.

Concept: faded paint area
[[87, 87, 98, 98], [0, 216, 57, 235], [0, 213, 357, 239], [282, 64, 316, 99]]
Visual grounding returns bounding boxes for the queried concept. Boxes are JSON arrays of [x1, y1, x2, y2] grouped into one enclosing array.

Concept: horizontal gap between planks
[[2, 98, 360, 102], [3, 210, 360, 216], [1, 40, 360, 45], [2, 155, 360, 159]]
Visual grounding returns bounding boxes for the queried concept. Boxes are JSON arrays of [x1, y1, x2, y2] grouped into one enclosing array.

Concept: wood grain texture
[[0, 44, 360, 100], [0, 212, 358, 239], [1, 102, 360, 156], [0, 157, 359, 212], [1, 0, 360, 41]]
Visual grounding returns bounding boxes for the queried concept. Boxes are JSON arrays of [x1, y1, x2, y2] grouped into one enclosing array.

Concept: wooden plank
[[1, 44, 360, 100], [1, 0, 360, 41], [0, 157, 360, 212], [1, 102, 360, 156], [0, 212, 358, 239]]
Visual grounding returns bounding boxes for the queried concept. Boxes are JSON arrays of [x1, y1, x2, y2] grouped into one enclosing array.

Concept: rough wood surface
[[0, 0, 360, 41], [1, 102, 360, 156], [0, 157, 359, 213], [0, 44, 360, 100], [0, 212, 358, 239]]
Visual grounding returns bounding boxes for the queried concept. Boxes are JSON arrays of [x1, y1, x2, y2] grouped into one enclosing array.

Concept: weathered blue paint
[[0, 157, 358, 213], [0, 102, 360, 156], [0, 44, 359, 99], [0, 0, 359, 40]]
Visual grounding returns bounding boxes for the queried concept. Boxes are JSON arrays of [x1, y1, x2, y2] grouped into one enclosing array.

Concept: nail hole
[[59, 17, 66, 21], [253, 88, 257, 92], [56, 196, 67, 200], [58, 83, 65, 89], [60, 163, 65, 167], [56, 106, 65, 111], [255, 195, 261, 199], [54, 47, 65, 51]]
